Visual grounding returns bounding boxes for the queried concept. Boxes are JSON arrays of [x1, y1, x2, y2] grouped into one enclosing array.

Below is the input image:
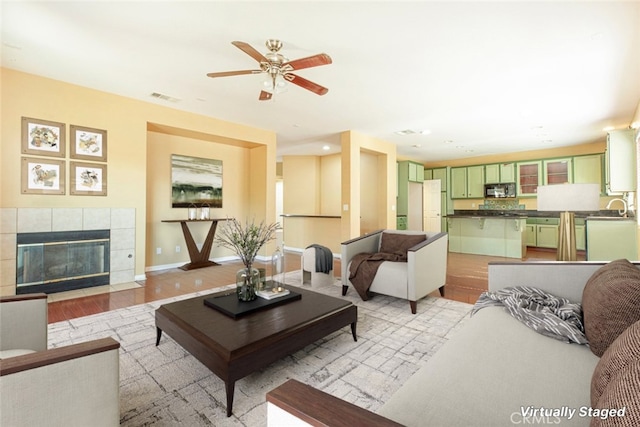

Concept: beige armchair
[[341, 230, 448, 314], [0, 293, 120, 427]]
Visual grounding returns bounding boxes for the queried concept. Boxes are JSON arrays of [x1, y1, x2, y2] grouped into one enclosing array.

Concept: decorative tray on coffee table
[[204, 283, 301, 319]]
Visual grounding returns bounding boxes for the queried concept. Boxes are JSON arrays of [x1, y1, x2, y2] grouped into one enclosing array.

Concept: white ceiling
[[2, 1, 639, 162]]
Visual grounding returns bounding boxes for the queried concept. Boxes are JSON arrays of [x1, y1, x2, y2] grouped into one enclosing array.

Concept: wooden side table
[[161, 218, 230, 270]]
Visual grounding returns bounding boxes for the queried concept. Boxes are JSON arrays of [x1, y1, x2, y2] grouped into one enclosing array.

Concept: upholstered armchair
[[0, 293, 121, 427], [341, 230, 448, 314]]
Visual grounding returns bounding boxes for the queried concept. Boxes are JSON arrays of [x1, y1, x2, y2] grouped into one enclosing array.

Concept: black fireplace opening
[[16, 230, 110, 294]]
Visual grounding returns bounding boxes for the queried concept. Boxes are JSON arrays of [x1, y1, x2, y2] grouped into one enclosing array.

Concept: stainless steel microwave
[[484, 182, 516, 198]]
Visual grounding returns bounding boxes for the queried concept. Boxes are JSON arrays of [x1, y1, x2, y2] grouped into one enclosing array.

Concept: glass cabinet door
[[544, 158, 572, 185], [517, 161, 541, 196]]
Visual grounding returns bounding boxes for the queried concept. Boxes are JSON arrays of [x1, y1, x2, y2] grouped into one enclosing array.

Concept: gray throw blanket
[[471, 286, 588, 345], [306, 244, 333, 274]]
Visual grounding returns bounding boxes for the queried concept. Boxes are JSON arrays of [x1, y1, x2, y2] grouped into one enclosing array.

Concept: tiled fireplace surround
[[0, 208, 136, 296]]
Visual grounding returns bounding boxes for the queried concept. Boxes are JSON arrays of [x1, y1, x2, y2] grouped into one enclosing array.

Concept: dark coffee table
[[155, 285, 357, 417]]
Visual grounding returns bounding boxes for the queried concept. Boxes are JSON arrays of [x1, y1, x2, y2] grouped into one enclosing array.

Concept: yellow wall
[[341, 130, 397, 240], [282, 156, 321, 215], [423, 141, 606, 168], [320, 154, 341, 215], [1, 68, 276, 276], [360, 151, 380, 235]]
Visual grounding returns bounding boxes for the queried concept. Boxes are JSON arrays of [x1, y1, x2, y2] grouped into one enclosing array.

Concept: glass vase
[[236, 267, 260, 302]]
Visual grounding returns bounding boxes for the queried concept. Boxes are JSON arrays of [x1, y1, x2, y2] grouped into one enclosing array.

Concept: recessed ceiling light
[[602, 126, 615, 132], [395, 129, 416, 136], [412, 144, 422, 148], [322, 145, 330, 151], [444, 140, 453, 144], [418, 129, 431, 135], [465, 149, 474, 153]]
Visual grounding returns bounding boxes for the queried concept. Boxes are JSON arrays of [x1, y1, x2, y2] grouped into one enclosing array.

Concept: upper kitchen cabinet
[[451, 165, 484, 198], [516, 161, 542, 196], [573, 154, 603, 191], [398, 161, 424, 184], [397, 160, 424, 217], [543, 158, 572, 185], [485, 163, 516, 184], [432, 167, 448, 192], [606, 129, 636, 194]]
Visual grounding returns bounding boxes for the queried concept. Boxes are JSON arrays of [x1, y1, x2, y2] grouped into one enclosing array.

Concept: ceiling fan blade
[[259, 90, 273, 101], [232, 41, 268, 63], [282, 53, 332, 71], [206, 70, 262, 78], [284, 73, 329, 96]]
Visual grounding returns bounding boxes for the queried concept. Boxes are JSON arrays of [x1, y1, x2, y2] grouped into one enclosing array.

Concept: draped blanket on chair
[[348, 252, 406, 300], [348, 232, 427, 300]]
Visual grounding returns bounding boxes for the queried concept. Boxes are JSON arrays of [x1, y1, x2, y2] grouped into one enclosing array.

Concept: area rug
[[48, 272, 473, 426]]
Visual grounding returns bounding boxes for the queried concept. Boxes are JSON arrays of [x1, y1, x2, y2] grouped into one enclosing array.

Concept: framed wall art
[[171, 154, 222, 208], [70, 125, 107, 161], [21, 157, 66, 195], [21, 117, 66, 158], [70, 161, 107, 196]]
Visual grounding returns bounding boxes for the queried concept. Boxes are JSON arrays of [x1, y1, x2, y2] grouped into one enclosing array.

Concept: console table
[[161, 218, 230, 270]]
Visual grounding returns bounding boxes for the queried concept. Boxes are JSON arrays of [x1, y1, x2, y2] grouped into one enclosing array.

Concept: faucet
[[606, 197, 628, 217]]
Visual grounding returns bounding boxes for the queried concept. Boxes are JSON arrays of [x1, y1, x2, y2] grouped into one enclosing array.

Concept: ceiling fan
[[207, 39, 332, 101]]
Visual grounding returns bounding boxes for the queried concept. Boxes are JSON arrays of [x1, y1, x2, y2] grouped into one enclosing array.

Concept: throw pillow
[[590, 320, 640, 427], [582, 259, 640, 357], [379, 232, 426, 258]]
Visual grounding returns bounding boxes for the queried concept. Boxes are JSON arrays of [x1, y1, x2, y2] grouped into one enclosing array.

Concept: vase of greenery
[[215, 218, 279, 301]]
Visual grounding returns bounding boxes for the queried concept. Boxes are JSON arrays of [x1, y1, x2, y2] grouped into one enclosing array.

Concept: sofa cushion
[[378, 307, 599, 426], [582, 259, 640, 357], [379, 232, 426, 257], [590, 319, 640, 426]]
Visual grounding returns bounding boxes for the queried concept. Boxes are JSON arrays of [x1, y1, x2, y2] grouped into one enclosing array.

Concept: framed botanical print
[[21, 157, 66, 195], [21, 117, 66, 158], [70, 125, 107, 162], [70, 162, 107, 196]]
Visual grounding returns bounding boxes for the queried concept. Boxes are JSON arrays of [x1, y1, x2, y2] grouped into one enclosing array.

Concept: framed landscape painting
[[21, 117, 66, 158], [21, 157, 65, 195], [70, 125, 107, 162], [70, 162, 107, 196], [171, 154, 223, 208]]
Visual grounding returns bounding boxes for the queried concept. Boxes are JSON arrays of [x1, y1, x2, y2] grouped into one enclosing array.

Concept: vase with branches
[[215, 218, 279, 301]]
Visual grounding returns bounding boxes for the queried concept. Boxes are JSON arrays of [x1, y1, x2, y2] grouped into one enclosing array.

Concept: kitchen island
[[446, 214, 527, 258]]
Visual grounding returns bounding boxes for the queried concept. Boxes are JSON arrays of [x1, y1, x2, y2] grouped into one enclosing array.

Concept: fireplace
[[16, 230, 110, 294]]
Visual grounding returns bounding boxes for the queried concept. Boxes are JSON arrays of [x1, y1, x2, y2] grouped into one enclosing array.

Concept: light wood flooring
[[46, 248, 576, 323]]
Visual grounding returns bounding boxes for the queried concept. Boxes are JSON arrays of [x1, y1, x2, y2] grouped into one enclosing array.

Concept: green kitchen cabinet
[[535, 218, 559, 249], [586, 219, 637, 261], [397, 216, 408, 230], [606, 129, 636, 194], [447, 217, 525, 258], [500, 163, 516, 183], [450, 167, 468, 198], [525, 220, 537, 247], [451, 165, 484, 198], [573, 154, 603, 190], [432, 168, 448, 192], [575, 218, 586, 251], [485, 163, 516, 184], [467, 165, 485, 197], [397, 161, 424, 216], [447, 218, 461, 252]]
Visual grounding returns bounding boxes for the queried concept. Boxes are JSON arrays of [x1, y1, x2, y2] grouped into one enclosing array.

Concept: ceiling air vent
[[150, 92, 180, 103]]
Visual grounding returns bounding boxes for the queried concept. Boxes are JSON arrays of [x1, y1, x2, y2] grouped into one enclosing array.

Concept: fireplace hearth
[[16, 230, 110, 294]]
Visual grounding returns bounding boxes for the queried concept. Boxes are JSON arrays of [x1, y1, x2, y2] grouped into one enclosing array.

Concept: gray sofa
[[266, 260, 640, 426]]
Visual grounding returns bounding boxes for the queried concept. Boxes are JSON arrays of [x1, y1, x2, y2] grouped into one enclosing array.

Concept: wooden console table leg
[[179, 221, 218, 270]]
